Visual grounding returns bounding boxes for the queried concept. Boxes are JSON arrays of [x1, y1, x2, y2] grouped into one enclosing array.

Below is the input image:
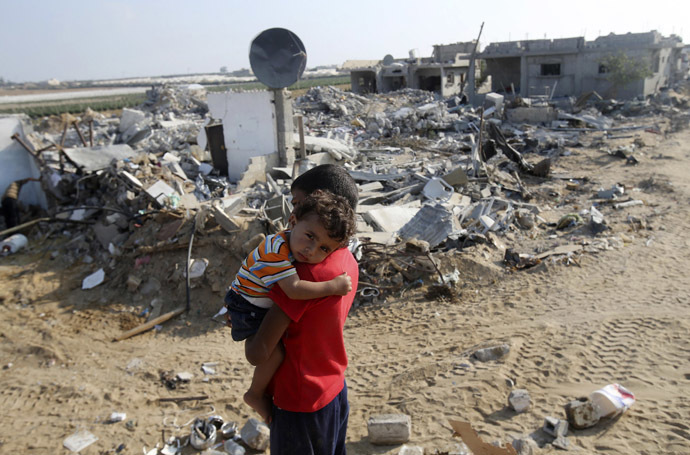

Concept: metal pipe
[[59, 123, 68, 147], [10, 133, 45, 166], [72, 120, 88, 147]]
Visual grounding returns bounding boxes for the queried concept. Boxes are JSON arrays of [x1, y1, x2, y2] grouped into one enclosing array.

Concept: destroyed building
[[346, 41, 479, 97], [480, 30, 685, 99]]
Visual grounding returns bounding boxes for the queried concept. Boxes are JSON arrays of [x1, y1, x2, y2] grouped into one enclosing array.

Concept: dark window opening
[[598, 64, 608, 74], [418, 75, 441, 93], [446, 73, 455, 84], [540, 63, 561, 76]]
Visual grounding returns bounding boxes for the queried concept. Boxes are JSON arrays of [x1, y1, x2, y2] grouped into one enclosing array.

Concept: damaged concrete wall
[[351, 70, 378, 94], [481, 31, 683, 100], [207, 91, 277, 182], [0, 117, 47, 208]]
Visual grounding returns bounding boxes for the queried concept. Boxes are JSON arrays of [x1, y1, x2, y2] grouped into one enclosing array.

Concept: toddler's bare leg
[[244, 341, 285, 424]]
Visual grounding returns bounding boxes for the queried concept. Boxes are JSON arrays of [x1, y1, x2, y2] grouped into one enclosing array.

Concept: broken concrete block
[[508, 389, 531, 413], [119, 108, 146, 133], [367, 414, 411, 445], [176, 371, 193, 382], [597, 184, 624, 200], [364, 206, 419, 232], [473, 344, 510, 362], [543, 416, 568, 438], [239, 418, 270, 451], [145, 180, 178, 206], [212, 203, 240, 233], [511, 436, 539, 455], [223, 440, 246, 455], [399, 444, 424, 455], [565, 397, 600, 429], [480, 186, 493, 199], [359, 181, 384, 192], [479, 215, 496, 232], [552, 435, 569, 450], [121, 170, 143, 188], [484, 92, 505, 116], [442, 167, 470, 187], [589, 206, 607, 234], [423, 177, 454, 202], [506, 107, 556, 124], [127, 274, 142, 293]]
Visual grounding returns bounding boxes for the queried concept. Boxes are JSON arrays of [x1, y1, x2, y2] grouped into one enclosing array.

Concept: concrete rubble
[[1, 78, 687, 453]]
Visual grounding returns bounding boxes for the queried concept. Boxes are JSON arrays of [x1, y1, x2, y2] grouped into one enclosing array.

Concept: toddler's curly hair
[[292, 189, 356, 247]]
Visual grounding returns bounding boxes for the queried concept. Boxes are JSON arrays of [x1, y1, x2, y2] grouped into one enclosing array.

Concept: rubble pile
[[2, 82, 689, 312], [1, 78, 688, 454]]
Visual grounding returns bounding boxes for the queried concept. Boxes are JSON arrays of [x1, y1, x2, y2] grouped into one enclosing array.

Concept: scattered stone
[[552, 435, 569, 450], [176, 371, 193, 382], [399, 444, 424, 455], [63, 430, 99, 452], [473, 344, 510, 362], [368, 413, 411, 445], [127, 274, 142, 292], [508, 389, 531, 413], [223, 440, 246, 455], [511, 436, 540, 455], [543, 416, 568, 438], [108, 412, 126, 423], [565, 397, 600, 429], [589, 206, 608, 234], [240, 418, 270, 451]]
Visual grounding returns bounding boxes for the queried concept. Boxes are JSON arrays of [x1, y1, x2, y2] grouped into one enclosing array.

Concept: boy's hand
[[331, 272, 352, 296]]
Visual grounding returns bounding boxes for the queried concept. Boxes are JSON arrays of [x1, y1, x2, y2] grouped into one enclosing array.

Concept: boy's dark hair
[[291, 164, 358, 210], [292, 190, 356, 247]]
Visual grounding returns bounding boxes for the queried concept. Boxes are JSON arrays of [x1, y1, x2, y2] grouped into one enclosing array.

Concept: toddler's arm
[[277, 272, 351, 300]]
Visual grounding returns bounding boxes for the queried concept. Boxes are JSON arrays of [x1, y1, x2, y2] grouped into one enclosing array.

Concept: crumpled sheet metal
[[397, 204, 456, 248]]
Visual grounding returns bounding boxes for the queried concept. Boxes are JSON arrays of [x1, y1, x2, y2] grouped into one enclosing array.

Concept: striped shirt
[[230, 231, 296, 308]]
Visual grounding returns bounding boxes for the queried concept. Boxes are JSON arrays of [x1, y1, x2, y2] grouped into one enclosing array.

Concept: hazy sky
[[0, 0, 687, 83]]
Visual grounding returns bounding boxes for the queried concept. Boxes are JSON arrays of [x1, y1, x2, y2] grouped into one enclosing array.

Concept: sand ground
[[1, 119, 689, 454]]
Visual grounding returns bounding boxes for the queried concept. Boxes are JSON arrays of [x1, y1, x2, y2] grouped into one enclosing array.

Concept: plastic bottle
[[1, 234, 28, 255]]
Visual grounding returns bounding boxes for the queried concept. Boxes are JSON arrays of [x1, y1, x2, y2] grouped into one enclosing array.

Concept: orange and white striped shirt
[[230, 231, 296, 308]]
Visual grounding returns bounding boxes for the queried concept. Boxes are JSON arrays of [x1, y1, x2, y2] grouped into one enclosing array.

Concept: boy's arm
[[276, 272, 351, 300], [245, 304, 291, 366]]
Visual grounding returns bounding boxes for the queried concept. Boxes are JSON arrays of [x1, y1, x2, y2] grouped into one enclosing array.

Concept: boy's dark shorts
[[224, 290, 269, 342]]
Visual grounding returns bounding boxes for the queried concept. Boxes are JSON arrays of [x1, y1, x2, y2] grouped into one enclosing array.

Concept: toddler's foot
[[244, 391, 272, 424]]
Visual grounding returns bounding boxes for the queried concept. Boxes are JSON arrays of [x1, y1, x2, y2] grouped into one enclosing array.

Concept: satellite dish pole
[[249, 28, 307, 172]]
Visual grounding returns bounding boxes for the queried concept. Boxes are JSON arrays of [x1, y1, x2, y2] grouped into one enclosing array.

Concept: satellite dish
[[382, 54, 394, 66], [249, 28, 307, 89]]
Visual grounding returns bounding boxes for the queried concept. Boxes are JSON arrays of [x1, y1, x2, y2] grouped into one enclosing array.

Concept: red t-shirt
[[267, 247, 359, 412]]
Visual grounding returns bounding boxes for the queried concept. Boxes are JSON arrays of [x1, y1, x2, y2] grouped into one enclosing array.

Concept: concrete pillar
[[273, 88, 295, 167], [574, 53, 583, 95], [440, 66, 446, 97], [520, 55, 528, 97]]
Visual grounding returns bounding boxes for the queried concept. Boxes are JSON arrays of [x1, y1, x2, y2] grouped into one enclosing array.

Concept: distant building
[[479, 31, 684, 99], [345, 41, 479, 97]]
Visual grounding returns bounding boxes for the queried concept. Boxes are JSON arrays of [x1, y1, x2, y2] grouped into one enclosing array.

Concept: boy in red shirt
[[244, 164, 359, 455], [226, 189, 356, 422]]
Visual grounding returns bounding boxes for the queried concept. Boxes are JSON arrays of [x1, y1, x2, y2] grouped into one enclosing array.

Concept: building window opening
[[598, 64, 608, 74], [447, 73, 455, 84], [540, 63, 561, 76]]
